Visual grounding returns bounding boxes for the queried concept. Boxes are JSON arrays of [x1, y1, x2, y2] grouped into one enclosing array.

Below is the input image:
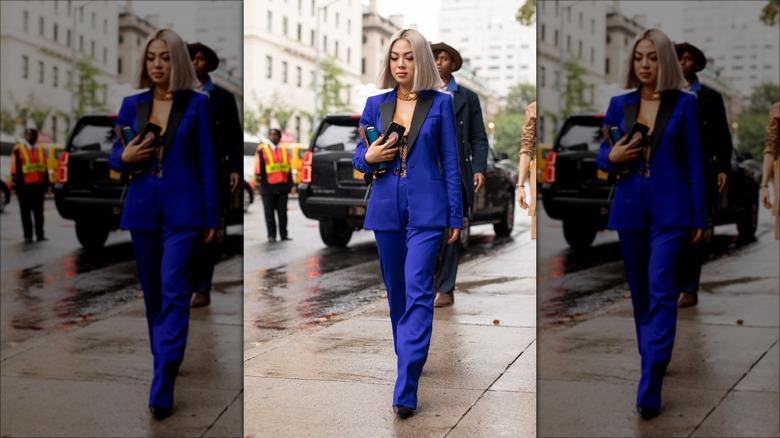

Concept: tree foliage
[[317, 57, 351, 119], [760, 0, 779, 25], [73, 58, 108, 120], [0, 107, 16, 136], [517, 0, 536, 26], [243, 108, 261, 137], [561, 58, 595, 119], [736, 83, 780, 159], [492, 83, 536, 161]]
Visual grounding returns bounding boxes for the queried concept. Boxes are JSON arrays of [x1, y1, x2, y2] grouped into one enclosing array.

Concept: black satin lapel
[[650, 91, 679, 157], [379, 100, 395, 135], [623, 100, 638, 134], [135, 99, 150, 134], [405, 94, 434, 155], [162, 90, 192, 157]]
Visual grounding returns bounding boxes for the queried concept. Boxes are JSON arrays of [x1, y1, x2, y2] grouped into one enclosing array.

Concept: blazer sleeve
[[597, 97, 622, 174], [467, 90, 489, 175], [440, 96, 464, 229], [682, 95, 707, 229], [109, 97, 137, 174], [765, 103, 780, 158], [353, 97, 379, 174], [195, 95, 220, 229], [519, 102, 536, 159]]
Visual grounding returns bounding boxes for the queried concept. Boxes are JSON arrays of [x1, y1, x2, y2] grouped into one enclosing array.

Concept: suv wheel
[[319, 219, 352, 247], [493, 194, 514, 237], [563, 218, 597, 251], [737, 192, 758, 239], [0, 190, 8, 213], [243, 185, 253, 212], [458, 216, 471, 251], [76, 218, 110, 250]]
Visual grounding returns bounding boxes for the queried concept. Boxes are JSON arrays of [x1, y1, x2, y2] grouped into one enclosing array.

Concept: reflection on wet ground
[[539, 226, 763, 329]]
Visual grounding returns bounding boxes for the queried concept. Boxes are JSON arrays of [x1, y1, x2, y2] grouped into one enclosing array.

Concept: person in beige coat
[[760, 102, 779, 239], [517, 102, 536, 239]]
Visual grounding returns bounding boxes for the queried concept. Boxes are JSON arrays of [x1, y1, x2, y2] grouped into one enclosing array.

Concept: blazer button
[[410, 163, 415, 168], [459, 121, 464, 125]]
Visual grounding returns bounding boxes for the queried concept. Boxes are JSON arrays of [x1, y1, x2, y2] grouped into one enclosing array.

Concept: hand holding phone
[[139, 122, 163, 149], [383, 122, 406, 149], [626, 122, 650, 148]]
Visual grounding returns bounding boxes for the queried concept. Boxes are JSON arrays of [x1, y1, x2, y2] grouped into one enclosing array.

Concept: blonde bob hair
[[620, 28, 686, 92], [132, 28, 198, 91], [376, 29, 443, 92]]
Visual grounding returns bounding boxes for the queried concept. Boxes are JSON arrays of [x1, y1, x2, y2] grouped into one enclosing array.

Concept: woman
[[109, 28, 219, 420], [352, 28, 462, 417], [596, 28, 706, 420], [760, 102, 779, 239], [517, 101, 536, 239]]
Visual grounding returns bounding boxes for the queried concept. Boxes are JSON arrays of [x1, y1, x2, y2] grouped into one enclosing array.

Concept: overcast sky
[[362, 0, 442, 41]]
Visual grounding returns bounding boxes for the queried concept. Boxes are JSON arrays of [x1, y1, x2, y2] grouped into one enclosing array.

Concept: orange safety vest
[[255, 144, 290, 184], [11, 143, 47, 185]]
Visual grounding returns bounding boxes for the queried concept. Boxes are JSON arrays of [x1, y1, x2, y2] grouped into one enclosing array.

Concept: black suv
[[541, 114, 762, 250], [298, 113, 517, 248], [55, 114, 246, 250]]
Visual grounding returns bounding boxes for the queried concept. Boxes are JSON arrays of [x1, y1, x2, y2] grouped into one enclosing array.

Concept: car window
[[557, 121, 604, 152], [244, 141, 258, 156], [313, 121, 360, 152], [70, 122, 116, 151]]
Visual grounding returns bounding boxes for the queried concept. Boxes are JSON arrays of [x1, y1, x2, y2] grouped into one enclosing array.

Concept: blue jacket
[[596, 89, 707, 230], [353, 88, 463, 231], [109, 89, 219, 231]]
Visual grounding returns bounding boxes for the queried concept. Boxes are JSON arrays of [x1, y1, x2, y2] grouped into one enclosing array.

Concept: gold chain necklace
[[153, 89, 174, 101], [640, 89, 661, 101], [397, 91, 418, 101]]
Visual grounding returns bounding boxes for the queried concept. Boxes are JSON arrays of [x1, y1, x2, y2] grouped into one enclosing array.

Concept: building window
[[282, 61, 288, 84], [296, 66, 302, 87], [578, 41, 582, 58], [118, 57, 122, 74], [91, 40, 95, 58], [323, 6, 328, 23], [67, 29, 72, 46], [266, 55, 272, 79], [579, 12, 583, 28], [540, 65, 545, 87], [38, 61, 44, 84], [51, 116, 57, 142], [53, 65, 58, 87], [541, 24, 545, 42], [298, 0, 302, 12], [591, 18, 595, 33], [606, 35, 611, 44], [554, 30, 559, 47], [267, 11, 272, 32], [310, 30, 315, 47], [79, 35, 83, 52], [103, 18, 107, 34], [591, 47, 595, 65], [323, 35, 327, 54], [53, 23, 58, 42], [335, 12, 339, 28], [283, 17, 288, 36], [605, 58, 609, 74], [539, 115, 545, 144], [311, 0, 315, 17], [347, 47, 351, 64], [295, 116, 301, 143], [567, 35, 571, 52], [119, 35, 123, 44], [103, 47, 107, 65], [297, 24, 302, 41], [91, 12, 95, 28], [362, 35, 367, 44], [22, 55, 29, 79], [361, 58, 365, 74], [39, 16, 44, 36], [335, 41, 339, 59], [24, 10, 29, 33], [347, 18, 351, 34]]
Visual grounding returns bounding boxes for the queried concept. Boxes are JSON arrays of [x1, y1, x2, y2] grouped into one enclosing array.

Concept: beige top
[[519, 102, 536, 160], [764, 102, 779, 158]]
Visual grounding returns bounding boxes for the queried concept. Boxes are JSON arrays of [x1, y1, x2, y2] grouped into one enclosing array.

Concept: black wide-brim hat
[[675, 42, 707, 72], [430, 42, 463, 72], [187, 42, 219, 72]]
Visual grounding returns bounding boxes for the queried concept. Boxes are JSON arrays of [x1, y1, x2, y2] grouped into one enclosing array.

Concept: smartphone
[[139, 122, 163, 149], [627, 122, 650, 148], [383, 122, 406, 149], [607, 126, 623, 147], [120, 125, 136, 147]]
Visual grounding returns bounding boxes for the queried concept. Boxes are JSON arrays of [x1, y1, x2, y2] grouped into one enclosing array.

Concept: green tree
[[748, 83, 780, 113], [0, 107, 16, 135], [736, 83, 780, 158], [27, 93, 52, 133], [73, 58, 108, 120], [561, 58, 595, 119], [492, 82, 536, 160], [316, 57, 351, 119], [243, 108, 261, 137], [760, 0, 779, 25], [517, 0, 535, 26], [505, 83, 537, 113], [271, 92, 296, 133]]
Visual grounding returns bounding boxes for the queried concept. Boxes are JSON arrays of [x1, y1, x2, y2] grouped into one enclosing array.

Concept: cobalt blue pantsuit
[[109, 89, 219, 410], [353, 88, 462, 409], [597, 89, 706, 410]]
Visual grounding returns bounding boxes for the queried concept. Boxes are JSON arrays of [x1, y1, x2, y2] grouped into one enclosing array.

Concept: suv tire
[[563, 218, 597, 251], [737, 191, 758, 239], [493, 194, 515, 237], [76, 218, 110, 250], [243, 185, 253, 212], [319, 219, 352, 247]]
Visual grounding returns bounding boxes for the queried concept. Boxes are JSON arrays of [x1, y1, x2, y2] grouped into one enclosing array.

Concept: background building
[[0, 0, 119, 143], [117, 2, 158, 85], [244, 0, 363, 144]]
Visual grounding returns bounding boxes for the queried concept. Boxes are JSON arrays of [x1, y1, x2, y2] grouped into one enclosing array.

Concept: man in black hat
[[188, 42, 243, 308], [430, 42, 489, 308], [675, 42, 733, 308]]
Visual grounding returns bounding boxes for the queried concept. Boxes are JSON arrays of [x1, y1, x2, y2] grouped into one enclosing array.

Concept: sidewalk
[[244, 221, 537, 437], [0, 256, 244, 438], [538, 220, 780, 437]]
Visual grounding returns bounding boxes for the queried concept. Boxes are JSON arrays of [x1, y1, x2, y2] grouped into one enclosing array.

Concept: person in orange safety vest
[[10, 128, 49, 243], [254, 128, 292, 241]]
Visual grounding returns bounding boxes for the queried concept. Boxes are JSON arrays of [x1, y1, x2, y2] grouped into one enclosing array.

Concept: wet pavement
[[537, 205, 779, 437], [1, 198, 244, 437], [244, 198, 537, 436]]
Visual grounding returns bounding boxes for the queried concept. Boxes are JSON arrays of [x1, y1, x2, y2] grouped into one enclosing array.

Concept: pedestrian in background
[[517, 102, 537, 239], [596, 28, 706, 420], [353, 28, 462, 418], [10, 128, 49, 243], [429, 41, 489, 308], [109, 28, 219, 420], [254, 128, 292, 241], [675, 42, 733, 308], [761, 101, 779, 239], [188, 41, 244, 308]]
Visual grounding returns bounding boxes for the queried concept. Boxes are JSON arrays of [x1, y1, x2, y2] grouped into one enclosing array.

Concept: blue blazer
[[596, 89, 707, 231], [353, 88, 463, 231], [109, 89, 219, 231]]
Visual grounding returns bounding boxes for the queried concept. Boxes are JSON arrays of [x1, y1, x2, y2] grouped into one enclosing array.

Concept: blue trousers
[[616, 178, 688, 409], [129, 178, 200, 409], [374, 178, 445, 409]]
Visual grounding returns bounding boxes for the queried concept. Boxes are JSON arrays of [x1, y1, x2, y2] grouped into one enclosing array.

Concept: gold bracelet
[[516, 183, 525, 188], [760, 184, 769, 188]]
